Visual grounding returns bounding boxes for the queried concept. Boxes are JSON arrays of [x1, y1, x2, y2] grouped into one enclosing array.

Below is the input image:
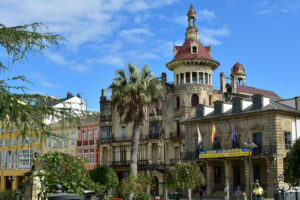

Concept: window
[[253, 132, 262, 154], [35, 136, 40, 144], [14, 150, 19, 169], [4, 139, 8, 147], [84, 149, 89, 161], [16, 138, 20, 146], [48, 137, 51, 147], [176, 96, 180, 109], [253, 165, 260, 183], [284, 131, 291, 150], [199, 72, 203, 83], [176, 74, 179, 85], [19, 149, 31, 170], [205, 73, 208, 84], [71, 133, 76, 145], [186, 72, 190, 83], [88, 129, 92, 140], [192, 46, 197, 54], [120, 146, 126, 161], [232, 134, 241, 148], [209, 74, 211, 85], [8, 151, 12, 169], [180, 73, 184, 84], [63, 135, 67, 147], [82, 130, 86, 140], [213, 136, 221, 150], [191, 94, 199, 107], [121, 126, 126, 139], [55, 138, 62, 148], [149, 121, 162, 134], [176, 121, 180, 136], [1, 151, 7, 170], [214, 166, 221, 183], [175, 147, 180, 159], [94, 129, 98, 137], [0, 128, 2, 134], [90, 149, 94, 164], [209, 95, 212, 106], [23, 136, 33, 145], [78, 150, 82, 159], [101, 126, 112, 138], [9, 138, 14, 146], [192, 72, 197, 83]]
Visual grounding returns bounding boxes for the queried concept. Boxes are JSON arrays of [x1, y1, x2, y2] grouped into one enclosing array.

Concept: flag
[[232, 121, 236, 142], [211, 122, 217, 144], [197, 125, 202, 145]]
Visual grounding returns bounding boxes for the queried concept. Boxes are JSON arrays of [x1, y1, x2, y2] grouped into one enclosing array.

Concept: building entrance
[[233, 165, 241, 190]]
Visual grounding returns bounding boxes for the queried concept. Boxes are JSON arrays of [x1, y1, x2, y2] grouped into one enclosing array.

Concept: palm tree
[[109, 63, 164, 176]]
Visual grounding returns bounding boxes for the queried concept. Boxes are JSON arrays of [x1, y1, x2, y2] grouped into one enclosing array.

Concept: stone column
[[244, 159, 250, 198], [100, 147, 103, 165], [12, 177, 18, 190], [206, 162, 213, 195], [224, 160, 232, 193], [0, 175, 6, 192], [158, 143, 162, 163], [147, 143, 152, 164]]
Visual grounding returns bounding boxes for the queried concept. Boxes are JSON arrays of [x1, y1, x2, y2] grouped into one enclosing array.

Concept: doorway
[[233, 165, 241, 190]]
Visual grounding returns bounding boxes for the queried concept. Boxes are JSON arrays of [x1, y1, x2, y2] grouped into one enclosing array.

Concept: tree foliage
[[90, 165, 119, 192], [109, 63, 164, 176], [284, 138, 300, 186], [34, 151, 97, 198], [0, 23, 82, 137], [165, 162, 205, 200]]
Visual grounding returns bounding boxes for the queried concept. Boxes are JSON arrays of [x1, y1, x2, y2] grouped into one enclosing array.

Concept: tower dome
[[231, 62, 246, 75], [231, 62, 246, 91]]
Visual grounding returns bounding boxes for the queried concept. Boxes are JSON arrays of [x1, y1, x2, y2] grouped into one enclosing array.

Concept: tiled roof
[[232, 62, 245, 73], [237, 85, 280, 98], [173, 39, 214, 61], [182, 96, 300, 124]]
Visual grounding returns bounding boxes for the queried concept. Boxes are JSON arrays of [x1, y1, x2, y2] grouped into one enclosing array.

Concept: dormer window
[[190, 41, 198, 54]]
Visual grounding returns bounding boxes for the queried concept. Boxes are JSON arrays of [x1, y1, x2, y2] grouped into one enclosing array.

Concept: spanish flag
[[211, 122, 217, 144]]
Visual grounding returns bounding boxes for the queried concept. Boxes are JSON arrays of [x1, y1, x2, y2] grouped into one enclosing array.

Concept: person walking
[[252, 183, 264, 200]]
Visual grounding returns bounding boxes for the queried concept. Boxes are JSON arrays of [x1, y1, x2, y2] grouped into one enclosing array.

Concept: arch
[[151, 176, 159, 196], [191, 94, 199, 107]]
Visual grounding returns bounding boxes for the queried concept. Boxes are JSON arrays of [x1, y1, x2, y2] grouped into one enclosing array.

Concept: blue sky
[[1, 0, 300, 111]]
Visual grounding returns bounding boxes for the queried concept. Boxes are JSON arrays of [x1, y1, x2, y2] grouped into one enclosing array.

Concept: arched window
[[191, 94, 199, 107], [176, 96, 180, 109]]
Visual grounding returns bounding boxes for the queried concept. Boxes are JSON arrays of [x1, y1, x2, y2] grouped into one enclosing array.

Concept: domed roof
[[173, 39, 214, 61], [232, 62, 246, 74]]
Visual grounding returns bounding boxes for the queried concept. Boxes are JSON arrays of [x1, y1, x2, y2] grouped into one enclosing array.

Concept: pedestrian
[[199, 187, 203, 200], [252, 183, 264, 200]]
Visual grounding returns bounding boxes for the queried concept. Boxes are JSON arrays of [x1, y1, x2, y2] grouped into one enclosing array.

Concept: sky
[[1, 0, 300, 111]]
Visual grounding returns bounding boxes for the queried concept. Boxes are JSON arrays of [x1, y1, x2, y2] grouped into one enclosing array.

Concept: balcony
[[180, 151, 198, 160], [100, 138, 111, 144], [112, 161, 130, 167], [77, 141, 82, 146], [148, 131, 163, 139], [170, 131, 184, 140], [89, 140, 95, 145], [100, 115, 112, 122], [113, 136, 131, 142], [137, 160, 149, 166], [170, 158, 180, 165]]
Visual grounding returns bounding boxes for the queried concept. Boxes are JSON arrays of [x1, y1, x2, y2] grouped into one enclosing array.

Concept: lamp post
[[242, 142, 257, 200]]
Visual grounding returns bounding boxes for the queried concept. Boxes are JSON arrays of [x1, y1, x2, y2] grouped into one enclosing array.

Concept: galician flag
[[232, 121, 237, 142], [197, 125, 202, 145], [211, 122, 217, 144]]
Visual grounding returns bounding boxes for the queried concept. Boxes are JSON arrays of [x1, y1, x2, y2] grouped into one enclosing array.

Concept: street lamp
[[8, 176, 16, 183], [242, 142, 257, 200]]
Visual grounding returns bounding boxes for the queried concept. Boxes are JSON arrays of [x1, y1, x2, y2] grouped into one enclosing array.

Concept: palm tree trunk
[[130, 122, 140, 176]]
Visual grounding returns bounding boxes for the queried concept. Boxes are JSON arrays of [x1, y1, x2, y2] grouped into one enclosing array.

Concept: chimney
[[77, 93, 81, 98], [100, 89, 107, 103], [220, 72, 226, 94], [67, 92, 73, 99], [161, 72, 167, 85], [295, 96, 300, 111]]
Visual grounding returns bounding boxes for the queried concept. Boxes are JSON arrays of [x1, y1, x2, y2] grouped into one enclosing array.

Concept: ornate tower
[[231, 62, 246, 93], [166, 5, 220, 118]]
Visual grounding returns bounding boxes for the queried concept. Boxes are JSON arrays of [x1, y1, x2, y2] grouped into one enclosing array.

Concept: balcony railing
[[180, 151, 198, 160], [137, 160, 148, 166], [77, 141, 82, 146], [148, 132, 162, 139], [170, 131, 184, 139], [89, 140, 95, 145], [100, 138, 111, 143], [83, 140, 88, 146], [170, 158, 180, 165], [112, 161, 130, 167], [100, 115, 112, 122], [113, 136, 131, 142]]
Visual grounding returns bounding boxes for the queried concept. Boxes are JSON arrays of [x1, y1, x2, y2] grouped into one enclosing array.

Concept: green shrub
[[0, 190, 16, 200], [135, 191, 151, 200]]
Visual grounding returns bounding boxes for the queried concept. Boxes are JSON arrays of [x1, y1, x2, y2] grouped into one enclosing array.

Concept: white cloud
[[255, 0, 300, 15], [119, 28, 154, 43], [30, 72, 59, 88], [46, 52, 89, 72], [199, 27, 231, 45]]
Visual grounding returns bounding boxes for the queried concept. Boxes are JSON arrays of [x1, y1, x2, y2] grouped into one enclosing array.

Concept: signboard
[[199, 148, 252, 159]]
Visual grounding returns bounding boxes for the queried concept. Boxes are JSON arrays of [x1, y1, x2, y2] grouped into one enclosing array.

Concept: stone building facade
[[99, 5, 300, 199]]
